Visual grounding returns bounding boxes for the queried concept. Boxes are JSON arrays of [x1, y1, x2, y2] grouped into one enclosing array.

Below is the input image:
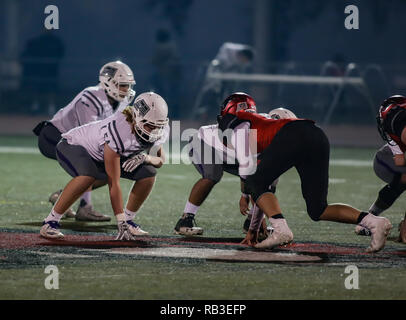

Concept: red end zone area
[[0, 230, 405, 266]]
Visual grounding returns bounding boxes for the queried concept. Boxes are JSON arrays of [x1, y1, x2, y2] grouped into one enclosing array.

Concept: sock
[[116, 213, 125, 223], [79, 192, 92, 207], [44, 209, 64, 223], [357, 211, 369, 224], [271, 213, 284, 219], [184, 201, 199, 215], [125, 208, 137, 221]]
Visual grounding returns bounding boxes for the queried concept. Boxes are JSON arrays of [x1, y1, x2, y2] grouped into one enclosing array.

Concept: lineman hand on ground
[[240, 229, 258, 246], [122, 153, 147, 172]]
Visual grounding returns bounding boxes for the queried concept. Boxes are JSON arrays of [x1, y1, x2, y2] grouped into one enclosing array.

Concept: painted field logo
[[344, 265, 359, 289], [44, 265, 59, 290]]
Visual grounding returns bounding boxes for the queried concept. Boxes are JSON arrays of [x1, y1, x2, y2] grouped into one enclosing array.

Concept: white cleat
[[40, 221, 64, 239], [75, 204, 110, 222], [127, 220, 149, 236], [255, 218, 293, 249], [358, 213, 392, 253]]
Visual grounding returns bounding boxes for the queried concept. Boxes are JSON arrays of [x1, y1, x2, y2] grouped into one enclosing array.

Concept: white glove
[[122, 153, 147, 172]]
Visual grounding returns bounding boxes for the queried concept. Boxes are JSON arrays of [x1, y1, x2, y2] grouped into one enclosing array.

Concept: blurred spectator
[[20, 30, 65, 114], [151, 28, 182, 118], [193, 42, 255, 121]]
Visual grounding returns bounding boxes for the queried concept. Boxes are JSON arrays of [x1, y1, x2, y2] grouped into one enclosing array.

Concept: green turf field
[[0, 135, 405, 300]]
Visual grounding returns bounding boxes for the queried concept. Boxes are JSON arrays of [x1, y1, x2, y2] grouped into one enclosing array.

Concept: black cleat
[[174, 213, 203, 236]]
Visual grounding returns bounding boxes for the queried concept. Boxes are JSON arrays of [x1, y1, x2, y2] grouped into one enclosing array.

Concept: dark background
[[1, 0, 405, 125]]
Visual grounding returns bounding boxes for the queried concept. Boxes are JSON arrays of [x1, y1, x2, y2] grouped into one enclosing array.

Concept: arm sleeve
[[249, 205, 265, 232]]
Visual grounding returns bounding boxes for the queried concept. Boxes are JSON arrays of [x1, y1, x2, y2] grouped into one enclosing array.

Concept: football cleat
[[75, 204, 111, 222], [126, 220, 149, 236], [358, 213, 392, 253], [255, 218, 293, 249], [355, 225, 372, 236], [40, 221, 64, 239], [174, 213, 203, 236], [48, 190, 76, 219]]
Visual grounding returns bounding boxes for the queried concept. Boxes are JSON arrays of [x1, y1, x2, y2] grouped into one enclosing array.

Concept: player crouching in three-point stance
[[356, 95, 406, 243], [173, 96, 286, 237], [40, 92, 169, 240], [217, 93, 392, 253], [33, 61, 135, 222]]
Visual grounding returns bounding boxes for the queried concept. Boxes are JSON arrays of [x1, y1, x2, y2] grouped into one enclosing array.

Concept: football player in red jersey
[[218, 93, 392, 253], [174, 93, 273, 237], [355, 95, 406, 243]]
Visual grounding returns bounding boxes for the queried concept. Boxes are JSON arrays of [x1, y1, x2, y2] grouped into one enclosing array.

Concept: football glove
[[122, 153, 147, 172]]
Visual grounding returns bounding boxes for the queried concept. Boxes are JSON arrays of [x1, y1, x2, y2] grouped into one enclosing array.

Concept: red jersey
[[236, 111, 310, 153]]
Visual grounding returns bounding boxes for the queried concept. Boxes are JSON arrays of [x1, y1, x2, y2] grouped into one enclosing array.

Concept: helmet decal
[[236, 102, 248, 111], [219, 92, 256, 117], [135, 99, 150, 117], [101, 66, 117, 79]]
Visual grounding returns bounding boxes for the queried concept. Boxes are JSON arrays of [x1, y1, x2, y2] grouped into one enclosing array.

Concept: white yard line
[[0, 146, 373, 167], [0, 146, 39, 154]]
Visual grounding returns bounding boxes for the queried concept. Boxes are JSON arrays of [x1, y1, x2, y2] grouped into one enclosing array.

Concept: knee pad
[[307, 202, 328, 222], [246, 176, 269, 202], [377, 181, 405, 208]]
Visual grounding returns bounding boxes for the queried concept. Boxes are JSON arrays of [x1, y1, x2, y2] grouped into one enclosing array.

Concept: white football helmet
[[133, 92, 169, 143], [268, 107, 297, 119], [99, 61, 135, 102]]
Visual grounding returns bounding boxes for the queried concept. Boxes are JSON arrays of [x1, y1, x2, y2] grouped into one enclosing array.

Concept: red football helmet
[[377, 95, 406, 143], [220, 92, 257, 117]]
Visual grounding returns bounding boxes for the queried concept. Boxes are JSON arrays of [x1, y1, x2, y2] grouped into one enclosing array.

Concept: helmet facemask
[[111, 81, 135, 102], [134, 117, 168, 143]]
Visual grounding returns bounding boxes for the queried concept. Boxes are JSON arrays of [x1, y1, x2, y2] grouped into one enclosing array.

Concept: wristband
[[241, 193, 249, 199]]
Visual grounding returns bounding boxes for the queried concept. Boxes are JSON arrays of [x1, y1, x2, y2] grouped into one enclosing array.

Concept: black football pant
[[35, 121, 62, 160], [246, 120, 330, 221]]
